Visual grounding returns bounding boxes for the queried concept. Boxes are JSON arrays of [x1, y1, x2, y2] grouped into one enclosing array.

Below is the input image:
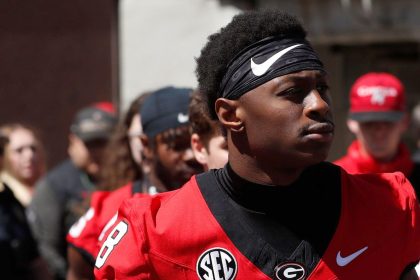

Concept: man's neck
[[228, 156, 305, 186], [146, 171, 170, 193], [357, 141, 398, 162]]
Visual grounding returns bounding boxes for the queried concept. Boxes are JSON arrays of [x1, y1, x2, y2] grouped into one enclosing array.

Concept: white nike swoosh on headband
[[250, 44, 302, 76]]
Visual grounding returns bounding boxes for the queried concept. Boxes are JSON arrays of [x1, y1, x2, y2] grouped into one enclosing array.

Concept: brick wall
[[0, 0, 119, 168]]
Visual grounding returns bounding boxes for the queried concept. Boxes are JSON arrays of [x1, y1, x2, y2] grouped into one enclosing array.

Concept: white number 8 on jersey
[[95, 221, 128, 268]]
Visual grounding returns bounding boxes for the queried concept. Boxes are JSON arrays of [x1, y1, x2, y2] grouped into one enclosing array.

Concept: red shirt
[[94, 167, 420, 279], [335, 140, 414, 176], [67, 183, 137, 262]]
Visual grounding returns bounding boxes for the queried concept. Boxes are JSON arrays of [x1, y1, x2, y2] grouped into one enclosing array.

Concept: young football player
[[95, 10, 420, 279]]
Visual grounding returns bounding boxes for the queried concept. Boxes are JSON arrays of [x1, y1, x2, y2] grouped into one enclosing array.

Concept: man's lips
[[305, 122, 335, 134], [302, 122, 335, 142]]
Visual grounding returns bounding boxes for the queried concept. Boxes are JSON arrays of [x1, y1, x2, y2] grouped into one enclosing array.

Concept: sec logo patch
[[196, 247, 237, 280], [275, 262, 306, 280]]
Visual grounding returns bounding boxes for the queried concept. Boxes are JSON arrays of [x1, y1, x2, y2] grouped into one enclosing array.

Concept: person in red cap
[[412, 102, 420, 163], [27, 102, 118, 280], [66, 87, 208, 280], [335, 72, 420, 197]]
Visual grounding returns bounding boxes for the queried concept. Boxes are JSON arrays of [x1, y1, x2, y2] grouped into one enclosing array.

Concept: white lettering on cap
[[357, 86, 397, 105]]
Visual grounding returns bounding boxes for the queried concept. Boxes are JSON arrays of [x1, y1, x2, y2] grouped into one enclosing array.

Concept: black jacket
[[0, 183, 39, 279]]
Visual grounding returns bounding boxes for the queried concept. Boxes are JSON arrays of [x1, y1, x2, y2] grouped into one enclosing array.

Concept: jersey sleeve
[[392, 172, 420, 268], [94, 197, 152, 279], [66, 191, 111, 262], [382, 172, 420, 269]]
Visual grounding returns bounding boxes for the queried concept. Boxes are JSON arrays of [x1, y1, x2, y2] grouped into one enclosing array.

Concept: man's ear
[[347, 119, 360, 134], [190, 133, 208, 166], [399, 112, 410, 133], [215, 98, 244, 132]]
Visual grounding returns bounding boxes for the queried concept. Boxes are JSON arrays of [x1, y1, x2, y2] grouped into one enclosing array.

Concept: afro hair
[[195, 9, 307, 119]]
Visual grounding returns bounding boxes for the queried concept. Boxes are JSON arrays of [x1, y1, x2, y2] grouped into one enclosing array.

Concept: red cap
[[92, 101, 116, 115], [349, 72, 405, 122], [71, 102, 117, 142]]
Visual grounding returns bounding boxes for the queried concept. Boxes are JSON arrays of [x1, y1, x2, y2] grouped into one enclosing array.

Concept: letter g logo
[[275, 262, 306, 280]]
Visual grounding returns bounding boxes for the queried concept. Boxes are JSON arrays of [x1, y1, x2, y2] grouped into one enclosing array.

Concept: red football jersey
[[94, 168, 420, 280], [67, 182, 136, 262]]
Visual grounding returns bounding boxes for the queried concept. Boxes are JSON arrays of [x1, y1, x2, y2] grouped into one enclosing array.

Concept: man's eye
[[279, 87, 303, 96], [14, 147, 24, 154], [317, 85, 330, 94], [170, 139, 190, 151]]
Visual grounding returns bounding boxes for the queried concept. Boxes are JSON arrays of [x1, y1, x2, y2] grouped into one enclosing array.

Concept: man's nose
[[182, 148, 195, 162], [304, 90, 330, 119], [22, 146, 36, 159]]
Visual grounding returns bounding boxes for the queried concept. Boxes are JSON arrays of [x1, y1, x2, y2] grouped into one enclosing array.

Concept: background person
[[66, 87, 203, 279], [27, 102, 117, 280], [189, 89, 228, 171], [0, 130, 52, 280], [0, 123, 46, 207], [66, 93, 149, 280], [411, 102, 420, 163], [139, 86, 203, 193], [335, 72, 420, 197], [97, 94, 150, 191]]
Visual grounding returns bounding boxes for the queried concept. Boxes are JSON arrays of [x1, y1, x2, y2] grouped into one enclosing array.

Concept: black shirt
[[196, 162, 342, 277], [0, 183, 39, 280]]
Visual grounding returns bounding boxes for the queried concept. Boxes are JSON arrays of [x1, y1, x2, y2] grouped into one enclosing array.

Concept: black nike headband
[[218, 36, 325, 100]]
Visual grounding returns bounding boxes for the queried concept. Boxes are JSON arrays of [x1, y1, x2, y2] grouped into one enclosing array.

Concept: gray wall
[[119, 0, 239, 110]]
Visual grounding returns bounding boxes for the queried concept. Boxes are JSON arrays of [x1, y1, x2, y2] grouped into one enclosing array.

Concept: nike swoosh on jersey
[[250, 44, 302, 76], [336, 246, 368, 267]]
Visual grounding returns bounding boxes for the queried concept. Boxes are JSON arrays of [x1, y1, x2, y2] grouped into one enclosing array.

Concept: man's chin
[[172, 173, 196, 188], [181, 172, 196, 182], [370, 152, 394, 162], [300, 150, 329, 166]]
